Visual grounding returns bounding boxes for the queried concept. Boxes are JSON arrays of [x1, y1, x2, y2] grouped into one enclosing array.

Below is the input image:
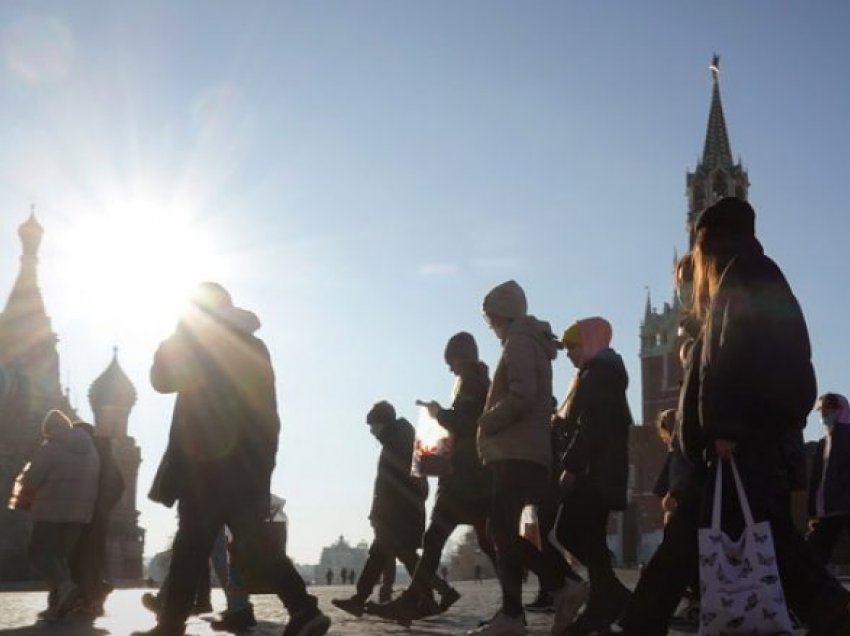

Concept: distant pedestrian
[[555, 317, 632, 634], [341, 567, 348, 586], [68, 421, 125, 618], [133, 282, 329, 636], [807, 392, 850, 565], [332, 401, 449, 619], [372, 332, 494, 623], [12, 409, 100, 622], [474, 564, 482, 584], [326, 569, 333, 586]]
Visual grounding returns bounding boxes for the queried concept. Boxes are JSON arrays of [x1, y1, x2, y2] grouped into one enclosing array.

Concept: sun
[[48, 196, 228, 348]]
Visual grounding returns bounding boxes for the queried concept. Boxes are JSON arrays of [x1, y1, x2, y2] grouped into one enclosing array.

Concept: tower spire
[[701, 54, 734, 169]]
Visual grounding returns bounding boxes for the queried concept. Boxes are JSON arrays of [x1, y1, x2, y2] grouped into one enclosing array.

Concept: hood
[[213, 305, 261, 334], [483, 280, 527, 320], [50, 426, 95, 455], [509, 315, 559, 360], [833, 394, 850, 426]]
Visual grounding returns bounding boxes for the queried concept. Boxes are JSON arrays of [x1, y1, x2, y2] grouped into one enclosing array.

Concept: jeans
[[29, 522, 84, 595]]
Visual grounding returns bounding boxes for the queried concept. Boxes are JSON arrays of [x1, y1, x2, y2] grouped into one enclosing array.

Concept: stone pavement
[[0, 572, 804, 636]]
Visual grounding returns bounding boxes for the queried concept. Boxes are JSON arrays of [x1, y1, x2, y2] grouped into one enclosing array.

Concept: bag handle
[[711, 456, 755, 531]]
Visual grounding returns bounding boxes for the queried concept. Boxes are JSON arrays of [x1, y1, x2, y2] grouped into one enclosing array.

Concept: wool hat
[[444, 332, 479, 363], [482, 280, 527, 320], [366, 400, 396, 426], [695, 197, 755, 239]]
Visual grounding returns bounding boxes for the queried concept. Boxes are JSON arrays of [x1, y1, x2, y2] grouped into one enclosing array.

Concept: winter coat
[[699, 242, 816, 446], [478, 316, 558, 469], [148, 307, 280, 508], [557, 348, 632, 511], [434, 361, 492, 503], [19, 426, 100, 523], [91, 437, 125, 524], [809, 396, 850, 518], [370, 417, 428, 545]]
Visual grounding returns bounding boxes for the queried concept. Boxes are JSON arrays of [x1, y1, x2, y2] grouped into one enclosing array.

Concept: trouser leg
[[805, 515, 845, 566], [357, 535, 393, 601]]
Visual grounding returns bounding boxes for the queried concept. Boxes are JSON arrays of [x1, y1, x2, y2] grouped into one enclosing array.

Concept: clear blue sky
[[1, 2, 848, 565]]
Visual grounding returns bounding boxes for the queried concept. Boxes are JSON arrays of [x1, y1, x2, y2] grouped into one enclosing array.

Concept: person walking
[[469, 280, 562, 636], [371, 332, 494, 622], [554, 317, 631, 635], [806, 392, 850, 566], [688, 197, 850, 635], [332, 401, 450, 620], [11, 409, 100, 622], [132, 282, 329, 636], [68, 421, 125, 618]]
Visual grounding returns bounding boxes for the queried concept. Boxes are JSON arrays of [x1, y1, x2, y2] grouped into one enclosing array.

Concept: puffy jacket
[[478, 316, 558, 469], [19, 426, 100, 523]]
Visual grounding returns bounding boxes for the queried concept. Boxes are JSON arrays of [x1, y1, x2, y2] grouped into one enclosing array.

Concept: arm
[[150, 332, 199, 394], [19, 444, 52, 493], [435, 374, 487, 438], [561, 373, 621, 475], [479, 335, 538, 435]]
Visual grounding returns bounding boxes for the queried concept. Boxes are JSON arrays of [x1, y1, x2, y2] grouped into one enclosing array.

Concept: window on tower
[[712, 173, 728, 199]]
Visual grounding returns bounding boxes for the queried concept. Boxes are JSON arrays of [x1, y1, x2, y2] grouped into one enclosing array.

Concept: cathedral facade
[[0, 211, 144, 581]]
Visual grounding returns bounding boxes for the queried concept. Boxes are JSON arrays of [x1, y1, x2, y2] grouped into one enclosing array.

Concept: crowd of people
[[8, 196, 850, 636]]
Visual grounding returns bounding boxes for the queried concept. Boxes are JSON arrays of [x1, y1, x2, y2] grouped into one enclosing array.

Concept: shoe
[[370, 589, 436, 622], [282, 605, 331, 636], [142, 592, 162, 615], [567, 585, 631, 636], [439, 587, 461, 613], [524, 589, 554, 613], [53, 580, 82, 620], [551, 579, 590, 635], [210, 604, 257, 632], [468, 610, 526, 635], [331, 595, 365, 617]]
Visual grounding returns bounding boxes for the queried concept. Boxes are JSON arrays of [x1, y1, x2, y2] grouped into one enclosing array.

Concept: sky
[[1, 2, 849, 565]]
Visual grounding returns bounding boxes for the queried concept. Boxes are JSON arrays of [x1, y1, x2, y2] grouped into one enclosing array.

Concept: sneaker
[[525, 589, 554, 613], [567, 584, 631, 636], [468, 610, 526, 635], [192, 600, 214, 615], [282, 605, 331, 636], [439, 587, 462, 613], [667, 598, 699, 631], [551, 579, 590, 635], [53, 581, 82, 620], [210, 604, 257, 632], [331, 595, 365, 617]]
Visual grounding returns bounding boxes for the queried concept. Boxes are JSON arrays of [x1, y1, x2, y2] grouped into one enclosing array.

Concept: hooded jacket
[[557, 343, 633, 511], [19, 425, 100, 523], [478, 316, 559, 469], [809, 394, 850, 518], [148, 304, 280, 508]]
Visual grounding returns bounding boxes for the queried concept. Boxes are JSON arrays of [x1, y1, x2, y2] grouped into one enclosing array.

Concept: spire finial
[[710, 53, 720, 81]]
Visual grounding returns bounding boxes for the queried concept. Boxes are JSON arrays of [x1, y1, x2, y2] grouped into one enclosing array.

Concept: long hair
[[691, 228, 724, 321]]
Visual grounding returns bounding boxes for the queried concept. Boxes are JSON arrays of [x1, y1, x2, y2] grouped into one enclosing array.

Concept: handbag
[[698, 457, 793, 635]]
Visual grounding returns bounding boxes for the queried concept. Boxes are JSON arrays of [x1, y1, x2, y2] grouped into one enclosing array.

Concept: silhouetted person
[[132, 283, 329, 636], [332, 401, 450, 619], [326, 569, 333, 586], [68, 421, 125, 618]]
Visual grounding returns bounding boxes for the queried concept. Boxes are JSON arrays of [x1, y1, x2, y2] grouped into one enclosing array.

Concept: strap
[[711, 459, 723, 531], [711, 457, 755, 531], [728, 456, 755, 527]]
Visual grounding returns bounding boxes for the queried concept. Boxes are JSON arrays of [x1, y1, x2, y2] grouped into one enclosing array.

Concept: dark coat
[[370, 417, 428, 545], [91, 437, 125, 524], [558, 348, 633, 511], [808, 425, 850, 518], [148, 309, 280, 509], [434, 361, 492, 503], [699, 243, 816, 445]]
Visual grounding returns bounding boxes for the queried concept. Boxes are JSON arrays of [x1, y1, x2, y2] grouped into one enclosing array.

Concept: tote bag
[[698, 458, 793, 635]]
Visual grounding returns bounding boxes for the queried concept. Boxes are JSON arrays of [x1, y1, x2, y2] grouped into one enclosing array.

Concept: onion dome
[[89, 348, 137, 410], [18, 207, 44, 256]]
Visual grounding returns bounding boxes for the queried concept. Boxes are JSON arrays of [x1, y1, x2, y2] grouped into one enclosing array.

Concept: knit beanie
[[366, 401, 396, 426], [482, 280, 528, 320], [444, 332, 479, 363]]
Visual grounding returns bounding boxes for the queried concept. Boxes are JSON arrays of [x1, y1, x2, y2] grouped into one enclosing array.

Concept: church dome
[[89, 348, 137, 410], [18, 208, 44, 256]]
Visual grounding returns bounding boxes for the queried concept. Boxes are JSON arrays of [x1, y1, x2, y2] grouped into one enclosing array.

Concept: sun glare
[[48, 198, 226, 348]]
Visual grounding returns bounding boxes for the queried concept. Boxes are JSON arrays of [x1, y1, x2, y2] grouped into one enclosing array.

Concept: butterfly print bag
[[698, 457, 793, 635]]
